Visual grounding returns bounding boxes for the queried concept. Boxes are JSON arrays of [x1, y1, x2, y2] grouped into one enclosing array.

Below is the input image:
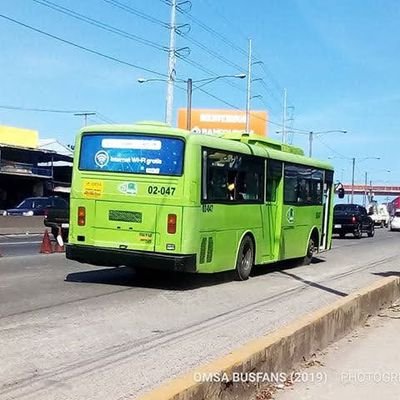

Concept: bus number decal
[[202, 204, 214, 213], [147, 186, 176, 196]]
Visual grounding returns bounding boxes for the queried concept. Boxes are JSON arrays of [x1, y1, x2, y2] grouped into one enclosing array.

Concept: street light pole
[[138, 74, 245, 131], [364, 171, 368, 206], [351, 157, 356, 203], [309, 130, 347, 157], [245, 38, 252, 132]]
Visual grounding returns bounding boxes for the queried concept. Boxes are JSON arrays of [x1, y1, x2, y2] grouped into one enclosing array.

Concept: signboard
[[177, 108, 268, 136], [0, 125, 38, 148]]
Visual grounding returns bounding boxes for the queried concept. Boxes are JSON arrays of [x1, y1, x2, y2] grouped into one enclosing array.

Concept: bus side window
[[266, 160, 282, 202]]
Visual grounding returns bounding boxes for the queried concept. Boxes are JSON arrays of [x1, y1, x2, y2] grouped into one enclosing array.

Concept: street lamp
[[308, 130, 347, 157], [185, 74, 246, 131], [138, 73, 246, 131], [329, 156, 381, 203]]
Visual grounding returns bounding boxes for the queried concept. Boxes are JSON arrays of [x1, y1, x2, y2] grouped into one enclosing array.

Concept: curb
[[138, 276, 400, 400]]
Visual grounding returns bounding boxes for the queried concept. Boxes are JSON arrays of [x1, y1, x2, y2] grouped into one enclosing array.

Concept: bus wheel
[[302, 236, 316, 265], [234, 236, 254, 281]]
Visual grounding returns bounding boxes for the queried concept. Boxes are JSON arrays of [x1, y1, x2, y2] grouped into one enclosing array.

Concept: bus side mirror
[[338, 187, 345, 199]]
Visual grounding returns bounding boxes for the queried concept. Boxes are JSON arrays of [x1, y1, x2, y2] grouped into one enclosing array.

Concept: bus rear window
[[79, 134, 184, 176]]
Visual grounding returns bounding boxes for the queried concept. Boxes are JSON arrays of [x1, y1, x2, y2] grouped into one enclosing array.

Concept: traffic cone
[[54, 227, 65, 253], [40, 229, 53, 254]]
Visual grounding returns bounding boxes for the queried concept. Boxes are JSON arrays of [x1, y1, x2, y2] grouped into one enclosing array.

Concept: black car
[[333, 203, 375, 239], [3, 196, 69, 216]]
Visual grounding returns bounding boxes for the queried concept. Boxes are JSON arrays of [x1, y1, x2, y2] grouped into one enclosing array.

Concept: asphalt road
[[0, 233, 44, 257], [0, 229, 399, 400]]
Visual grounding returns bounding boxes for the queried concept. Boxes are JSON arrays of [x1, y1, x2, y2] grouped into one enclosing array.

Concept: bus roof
[[79, 121, 333, 171]]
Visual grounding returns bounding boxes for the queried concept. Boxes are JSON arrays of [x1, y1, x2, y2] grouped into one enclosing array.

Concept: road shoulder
[[274, 302, 400, 400]]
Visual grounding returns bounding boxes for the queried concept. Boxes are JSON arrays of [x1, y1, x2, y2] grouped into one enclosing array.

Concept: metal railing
[[0, 161, 52, 178]]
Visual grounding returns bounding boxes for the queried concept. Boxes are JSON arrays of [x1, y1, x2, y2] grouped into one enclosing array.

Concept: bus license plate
[[334, 224, 341, 228]]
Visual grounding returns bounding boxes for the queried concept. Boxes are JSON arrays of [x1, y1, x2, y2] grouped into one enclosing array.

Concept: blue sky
[[0, 0, 399, 196]]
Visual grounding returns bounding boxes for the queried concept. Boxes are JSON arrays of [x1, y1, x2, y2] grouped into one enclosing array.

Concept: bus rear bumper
[[66, 244, 197, 273]]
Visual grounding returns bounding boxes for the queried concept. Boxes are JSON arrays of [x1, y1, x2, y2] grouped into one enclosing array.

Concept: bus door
[[321, 170, 334, 250], [263, 160, 282, 260]]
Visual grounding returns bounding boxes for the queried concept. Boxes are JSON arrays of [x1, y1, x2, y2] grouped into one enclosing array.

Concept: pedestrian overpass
[[342, 184, 400, 196]]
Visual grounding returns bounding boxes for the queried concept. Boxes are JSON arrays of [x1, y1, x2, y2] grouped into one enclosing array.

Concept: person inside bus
[[227, 182, 235, 200]]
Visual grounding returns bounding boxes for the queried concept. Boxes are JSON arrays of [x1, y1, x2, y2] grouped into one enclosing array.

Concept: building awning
[[0, 143, 73, 163], [53, 186, 71, 193]]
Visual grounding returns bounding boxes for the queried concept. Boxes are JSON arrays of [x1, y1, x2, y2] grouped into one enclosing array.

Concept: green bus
[[66, 121, 335, 280]]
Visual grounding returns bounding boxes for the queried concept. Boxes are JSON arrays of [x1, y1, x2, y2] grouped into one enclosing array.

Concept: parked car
[[367, 202, 390, 227], [333, 203, 375, 239], [2, 196, 68, 216], [389, 209, 400, 231]]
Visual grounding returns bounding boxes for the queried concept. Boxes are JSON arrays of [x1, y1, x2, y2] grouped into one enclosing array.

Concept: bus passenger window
[[266, 160, 282, 202]]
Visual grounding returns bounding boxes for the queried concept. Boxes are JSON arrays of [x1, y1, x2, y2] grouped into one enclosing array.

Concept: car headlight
[[2, 210, 7, 216], [22, 211, 34, 216]]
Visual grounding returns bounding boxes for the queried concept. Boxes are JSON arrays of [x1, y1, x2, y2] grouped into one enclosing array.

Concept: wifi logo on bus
[[94, 150, 110, 168]]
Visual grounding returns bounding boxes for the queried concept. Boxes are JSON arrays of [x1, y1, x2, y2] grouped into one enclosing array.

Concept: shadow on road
[[65, 257, 329, 291], [65, 266, 236, 290], [372, 271, 400, 278], [254, 257, 348, 297]]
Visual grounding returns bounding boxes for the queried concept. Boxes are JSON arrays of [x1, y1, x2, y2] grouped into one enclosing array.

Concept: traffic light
[[338, 186, 345, 199]]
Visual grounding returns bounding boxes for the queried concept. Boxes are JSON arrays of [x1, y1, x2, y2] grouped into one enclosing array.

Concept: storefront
[[0, 144, 72, 210]]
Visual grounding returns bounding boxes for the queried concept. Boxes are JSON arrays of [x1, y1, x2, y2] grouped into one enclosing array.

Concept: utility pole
[[364, 171, 368, 206], [309, 131, 313, 157], [245, 38, 252, 132], [165, 0, 177, 126], [282, 88, 287, 143], [74, 112, 96, 126], [351, 157, 355, 204], [186, 78, 192, 131]]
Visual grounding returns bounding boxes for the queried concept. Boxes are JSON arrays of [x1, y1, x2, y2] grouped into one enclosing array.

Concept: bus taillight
[[78, 207, 86, 226], [167, 214, 177, 234]]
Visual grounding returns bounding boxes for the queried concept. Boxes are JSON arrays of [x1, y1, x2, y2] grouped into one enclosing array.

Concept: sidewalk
[[274, 303, 400, 400]]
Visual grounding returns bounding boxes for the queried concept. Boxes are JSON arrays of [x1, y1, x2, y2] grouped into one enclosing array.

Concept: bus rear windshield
[[79, 133, 184, 176]]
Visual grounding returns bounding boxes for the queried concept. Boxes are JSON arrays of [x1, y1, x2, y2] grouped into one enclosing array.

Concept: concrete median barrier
[[0, 216, 45, 235], [138, 276, 400, 400]]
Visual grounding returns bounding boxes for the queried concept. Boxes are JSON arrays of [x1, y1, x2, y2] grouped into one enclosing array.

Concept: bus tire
[[234, 236, 254, 281], [302, 235, 316, 265]]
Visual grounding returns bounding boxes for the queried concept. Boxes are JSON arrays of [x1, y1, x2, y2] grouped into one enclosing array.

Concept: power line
[[177, 55, 246, 94], [199, 0, 287, 105], [178, 33, 246, 73], [93, 112, 117, 123], [0, 104, 116, 122], [316, 136, 348, 158], [176, 7, 248, 57], [32, 0, 167, 51], [0, 104, 94, 114], [0, 13, 167, 78], [104, 0, 169, 28]]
